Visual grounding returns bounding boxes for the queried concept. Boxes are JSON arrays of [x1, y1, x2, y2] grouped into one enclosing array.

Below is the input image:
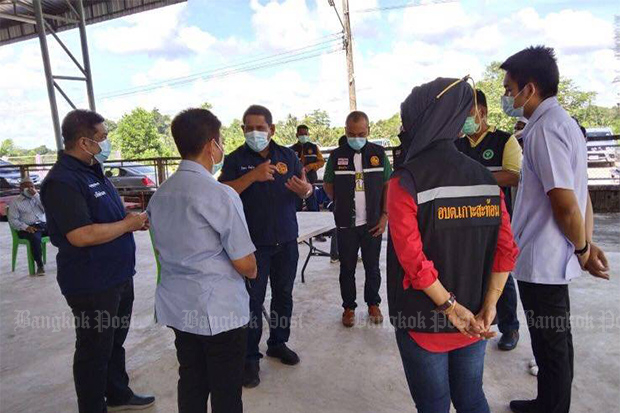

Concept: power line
[[9, 35, 345, 115], [98, 35, 343, 99], [353, 0, 458, 13], [101, 46, 343, 100]]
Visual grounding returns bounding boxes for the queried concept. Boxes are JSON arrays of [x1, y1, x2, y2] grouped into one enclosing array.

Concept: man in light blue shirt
[[500, 46, 610, 413], [148, 108, 257, 413]]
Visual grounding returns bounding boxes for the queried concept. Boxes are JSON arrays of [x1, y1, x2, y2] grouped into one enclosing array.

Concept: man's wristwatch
[[435, 293, 456, 314], [575, 241, 589, 256]]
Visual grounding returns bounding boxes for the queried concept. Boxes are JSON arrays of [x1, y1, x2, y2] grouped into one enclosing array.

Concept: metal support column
[[33, 0, 62, 151], [76, 0, 96, 111]]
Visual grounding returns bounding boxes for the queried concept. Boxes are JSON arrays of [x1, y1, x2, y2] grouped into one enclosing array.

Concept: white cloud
[[92, 3, 216, 56], [130, 59, 192, 86]]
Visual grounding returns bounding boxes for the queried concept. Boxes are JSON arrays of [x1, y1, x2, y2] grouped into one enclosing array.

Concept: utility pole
[[342, 0, 357, 111]]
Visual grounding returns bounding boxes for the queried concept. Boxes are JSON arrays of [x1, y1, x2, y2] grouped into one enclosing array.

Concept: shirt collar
[[58, 151, 103, 175], [467, 125, 496, 148], [178, 159, 214, 179], [524, 97, 559, 131]]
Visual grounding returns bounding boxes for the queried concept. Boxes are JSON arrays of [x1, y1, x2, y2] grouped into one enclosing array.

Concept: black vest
[[454, 128, 514, 215], [387, 141, 501, 333], [291, 141, 320, 183], [331, 142, 386, 228]]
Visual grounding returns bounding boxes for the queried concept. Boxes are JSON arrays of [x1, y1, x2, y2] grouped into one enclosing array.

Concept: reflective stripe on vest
[[417, 184, 500, 205]]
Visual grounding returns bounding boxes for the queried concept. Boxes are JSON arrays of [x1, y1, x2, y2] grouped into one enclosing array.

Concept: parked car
[[586, 128, 617, 167], [0, 159, 41, 189], [103, 163, 157, 192]]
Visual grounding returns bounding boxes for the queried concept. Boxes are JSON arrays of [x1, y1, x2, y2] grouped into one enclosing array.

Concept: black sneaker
[[243, 361, 260, 388], [266, 344, 300, 366], [498, 330, 519, 351], [36, 265, 45, 276], [509, 399, 539, 413], [107, 394, 155, 411]]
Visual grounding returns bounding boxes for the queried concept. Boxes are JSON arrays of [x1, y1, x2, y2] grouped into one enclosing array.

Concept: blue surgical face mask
[[461, 116, 479, 136], [245, 130, 270, 152], [298, 135, 310, 144], [86, 138, 112, 164], [347, 137, 367, 151], [211, 140, 225, 175], [502, 84, 534, 118]]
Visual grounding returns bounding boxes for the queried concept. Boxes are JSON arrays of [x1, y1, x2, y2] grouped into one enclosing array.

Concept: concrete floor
[[1, 215, 619, 413]]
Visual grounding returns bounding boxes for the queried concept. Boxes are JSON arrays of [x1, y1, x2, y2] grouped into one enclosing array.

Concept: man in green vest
[[455, 89, 523, 352]]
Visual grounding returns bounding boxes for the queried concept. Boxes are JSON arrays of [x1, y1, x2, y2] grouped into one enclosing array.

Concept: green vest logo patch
[[482, 149, 494, 160]]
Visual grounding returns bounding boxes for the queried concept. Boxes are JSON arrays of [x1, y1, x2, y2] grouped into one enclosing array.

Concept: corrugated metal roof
[[0, 0, 187, 46]]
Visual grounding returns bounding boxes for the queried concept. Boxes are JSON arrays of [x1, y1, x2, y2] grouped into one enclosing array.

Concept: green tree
[[221, 119, 245, 154], [109, 108, 175, 159], [370, 113, 401, 145], [0, 139, 16, 156]]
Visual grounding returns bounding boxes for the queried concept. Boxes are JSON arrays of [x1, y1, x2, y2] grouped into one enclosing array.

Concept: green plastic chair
[[8, 207, 49, 275], [148, 229, 161, 284]]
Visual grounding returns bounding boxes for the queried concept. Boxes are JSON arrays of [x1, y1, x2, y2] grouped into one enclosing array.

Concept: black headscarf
[[400, 77, 474, 162]]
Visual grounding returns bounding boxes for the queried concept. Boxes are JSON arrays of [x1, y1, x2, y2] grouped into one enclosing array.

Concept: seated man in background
[[148, 108, 257, 413], [8, 177, 48, 275]]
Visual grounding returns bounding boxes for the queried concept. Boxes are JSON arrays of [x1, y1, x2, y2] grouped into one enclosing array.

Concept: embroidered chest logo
[[370, 156, 380, 166], [276, 162, 288, 175], [94, 191, 107, 198], [307, 149, 313, 154], [482, 149, 494, 160], [337, 158, 349, 166], [88, 182, 100, 188]]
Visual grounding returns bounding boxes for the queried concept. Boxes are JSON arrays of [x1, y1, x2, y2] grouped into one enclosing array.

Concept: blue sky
[[0, 0, 617, 149]]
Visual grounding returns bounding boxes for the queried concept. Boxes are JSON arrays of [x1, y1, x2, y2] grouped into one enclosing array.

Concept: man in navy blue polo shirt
[[41, 109, 155, 412], [219, 104, 313, 388]]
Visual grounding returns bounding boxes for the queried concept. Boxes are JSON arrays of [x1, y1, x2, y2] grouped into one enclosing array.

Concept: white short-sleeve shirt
[[512, 97, 588, 285]]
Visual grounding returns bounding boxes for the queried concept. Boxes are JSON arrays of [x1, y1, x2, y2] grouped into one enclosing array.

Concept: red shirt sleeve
[[492, 191, 519, 273], [387, 176, 439, 290]]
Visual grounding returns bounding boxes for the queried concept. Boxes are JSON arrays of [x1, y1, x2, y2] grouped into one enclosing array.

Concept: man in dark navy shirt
[[41, 109, 154, 412], [219, 105, 313, 388]]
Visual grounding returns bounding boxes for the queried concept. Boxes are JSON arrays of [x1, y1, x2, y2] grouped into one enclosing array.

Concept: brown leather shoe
[[342, 309, 355, 327], [368, 305, 384, 324]]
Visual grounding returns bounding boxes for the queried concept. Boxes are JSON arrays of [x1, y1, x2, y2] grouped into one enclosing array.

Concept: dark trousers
[[247, 240, 299, 361], [518, 281, 574, 413], [17, 222, 47, 266], [395, 329, 490, 413], [330, 228, 339, 260], [497, 274, 520, 334], [172, 326, 247, 413], [64, 278, 134, 413], [337, 225, 382, 309]]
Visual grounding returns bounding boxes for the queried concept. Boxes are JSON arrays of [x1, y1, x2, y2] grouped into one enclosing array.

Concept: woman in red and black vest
[[387, 77, 519, 413]]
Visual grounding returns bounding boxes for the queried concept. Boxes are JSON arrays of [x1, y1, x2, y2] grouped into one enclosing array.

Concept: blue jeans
[[395, 329, 490, 413], [246, 241, 299, 362]]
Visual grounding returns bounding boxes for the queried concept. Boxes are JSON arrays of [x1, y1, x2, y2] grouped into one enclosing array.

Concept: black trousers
[[337, 225, 382, 310], [65, 278, 135, 413], [518, 281, 574, 413], [173, 326, 247, 413], [17, 222, 47, 266], [497, 274, 520, 334]]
